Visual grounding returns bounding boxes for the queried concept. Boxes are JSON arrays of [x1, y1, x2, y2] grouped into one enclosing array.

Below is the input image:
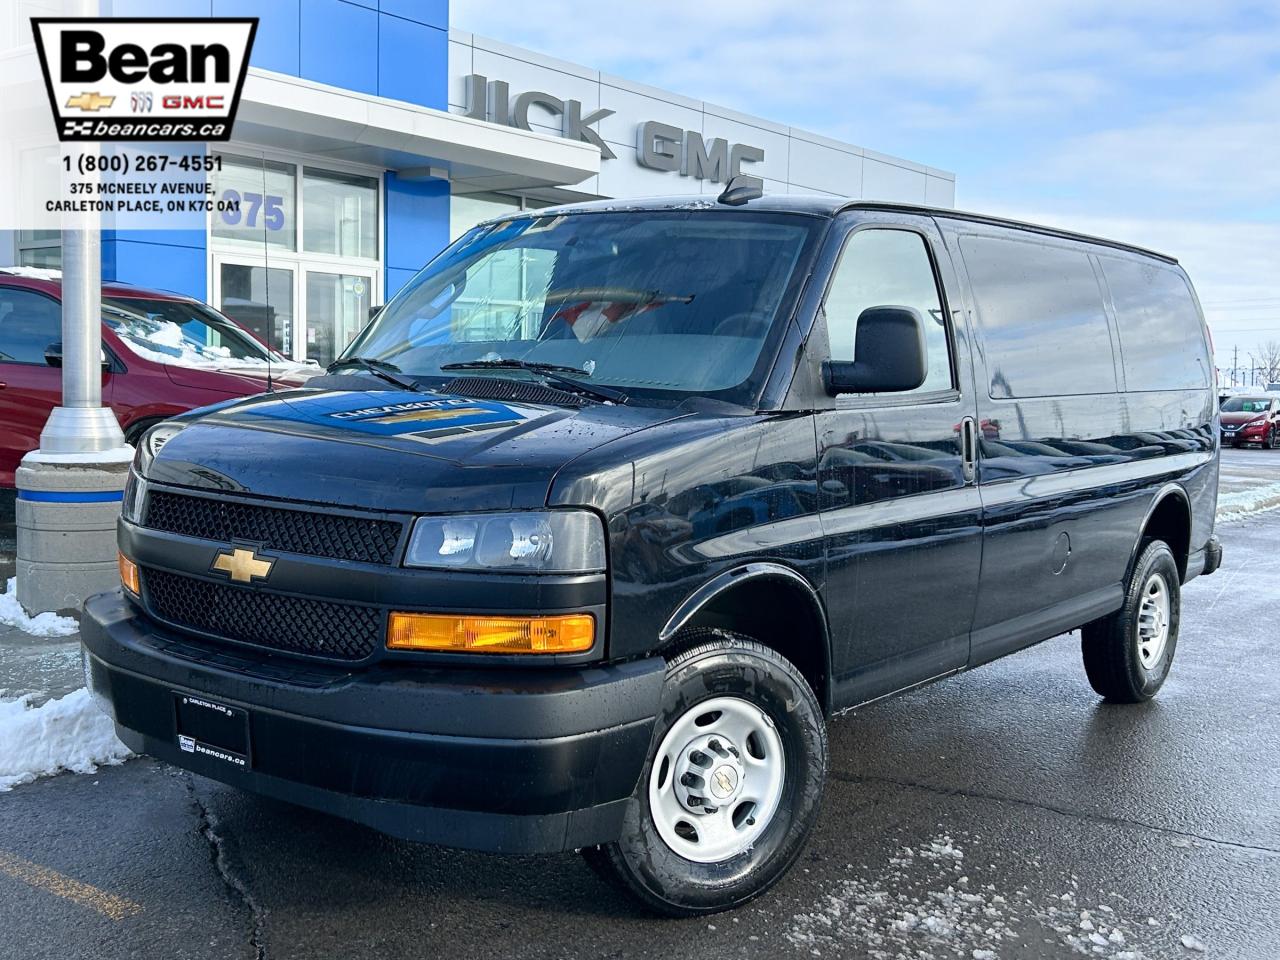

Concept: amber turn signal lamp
[[387, 612, 594, 654], [118, 552, 140, 595]]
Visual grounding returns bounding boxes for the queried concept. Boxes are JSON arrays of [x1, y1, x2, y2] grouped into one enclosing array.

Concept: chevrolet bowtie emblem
[[65, 92, 116, 112], [211, 547, 274, 584]]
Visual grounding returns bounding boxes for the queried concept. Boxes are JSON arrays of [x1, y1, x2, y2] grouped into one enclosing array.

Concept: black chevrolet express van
[[83, 192, 1222, 915]]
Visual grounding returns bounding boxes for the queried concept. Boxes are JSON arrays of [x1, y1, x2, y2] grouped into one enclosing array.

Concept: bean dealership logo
[[30, 18, 256, 142]]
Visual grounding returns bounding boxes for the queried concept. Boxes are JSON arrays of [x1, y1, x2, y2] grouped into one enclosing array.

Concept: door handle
[[961, 416, 977, 483]]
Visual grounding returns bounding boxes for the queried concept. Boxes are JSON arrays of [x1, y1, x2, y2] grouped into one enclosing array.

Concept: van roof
[[526, 195, 1179, 265]]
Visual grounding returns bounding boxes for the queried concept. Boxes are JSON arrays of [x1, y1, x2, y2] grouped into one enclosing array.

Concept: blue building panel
[[378, 13, 448, 108], [384, 174, 450, 297], [379, 0, 448, 30], [101, 232, 207, 301], [212, 0, 301, 75], [300, 0, 379, 96]]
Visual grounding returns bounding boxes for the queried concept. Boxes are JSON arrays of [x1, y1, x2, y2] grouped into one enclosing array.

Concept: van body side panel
[[551, 413, 825, 662], [940, 219, 1216, 664]]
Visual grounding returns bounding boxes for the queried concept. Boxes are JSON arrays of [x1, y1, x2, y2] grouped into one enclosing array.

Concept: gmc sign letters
[[464, 74, 765, 184]]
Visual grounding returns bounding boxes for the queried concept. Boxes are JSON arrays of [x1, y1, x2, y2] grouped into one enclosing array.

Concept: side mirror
[[822, 306, 927, 396], [368, 304, 383, 322], [44, 342, 110, 370]]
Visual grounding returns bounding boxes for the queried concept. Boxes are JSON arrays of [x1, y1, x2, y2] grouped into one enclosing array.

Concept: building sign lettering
[[463, 74, 765, 184]]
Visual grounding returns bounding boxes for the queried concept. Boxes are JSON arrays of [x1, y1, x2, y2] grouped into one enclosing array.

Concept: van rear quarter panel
[[939, 217, 1217, 657]]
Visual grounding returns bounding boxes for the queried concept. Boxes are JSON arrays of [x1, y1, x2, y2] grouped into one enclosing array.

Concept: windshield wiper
[[440, 359, 628, 404], [327, 356, 422, 392]]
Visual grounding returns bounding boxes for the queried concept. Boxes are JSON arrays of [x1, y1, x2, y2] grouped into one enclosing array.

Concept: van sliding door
[[946, 227, 1142, 665]]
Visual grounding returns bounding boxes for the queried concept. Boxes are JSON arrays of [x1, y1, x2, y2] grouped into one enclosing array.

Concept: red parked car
[[1219, 395, 1280, 448], [0, 269, 313, 487]]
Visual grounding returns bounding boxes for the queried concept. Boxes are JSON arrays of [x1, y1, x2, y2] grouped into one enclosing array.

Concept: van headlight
[[132, 421, 184, 477], [121, 471, 148, 524], [405, 511, 606, 573]]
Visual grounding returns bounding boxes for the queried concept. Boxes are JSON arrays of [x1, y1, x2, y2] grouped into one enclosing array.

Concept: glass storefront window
[[449, 192, 522, 242], [210, 153, 383, 365], [303, 168, 378, 260], [305, 271, 372, 368], [16, 229, 61, 268], [212, 156, 297, 251], [218, 263, 295, 357]]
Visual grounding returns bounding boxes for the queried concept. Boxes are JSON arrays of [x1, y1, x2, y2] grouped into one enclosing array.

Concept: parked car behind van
[[84, 193, 1222, 916], [1219, 395, 1280, 448], [0, 269, 312, 486]]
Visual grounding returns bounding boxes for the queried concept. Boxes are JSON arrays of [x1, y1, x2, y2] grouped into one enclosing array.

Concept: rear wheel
[[1081, 540, 1180, 702], [584, 630, 827, 916]]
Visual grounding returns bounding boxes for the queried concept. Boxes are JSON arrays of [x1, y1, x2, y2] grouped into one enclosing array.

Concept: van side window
[[825, 229, 953, 393], [0, 288, 61, 365], [1100, 258, 1208, 390], [960, 235, 1116, 398]]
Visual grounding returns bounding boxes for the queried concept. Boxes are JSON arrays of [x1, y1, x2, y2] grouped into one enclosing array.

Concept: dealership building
[[3, 0, 955, 368]]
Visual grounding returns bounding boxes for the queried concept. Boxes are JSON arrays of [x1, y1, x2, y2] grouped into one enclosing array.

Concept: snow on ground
[[0, 578, 79, 638], [0, 688, 132, 791], [784, 831, 1192, 959], [1216, 480, 1280, 522]]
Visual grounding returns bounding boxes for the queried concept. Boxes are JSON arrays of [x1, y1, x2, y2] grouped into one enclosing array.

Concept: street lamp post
[[15, 184, 132, 617]]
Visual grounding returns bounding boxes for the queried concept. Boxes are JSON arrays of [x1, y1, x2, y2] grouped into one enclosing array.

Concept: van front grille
[[143, 568, 382, 661], [144, 490, 403, 565]]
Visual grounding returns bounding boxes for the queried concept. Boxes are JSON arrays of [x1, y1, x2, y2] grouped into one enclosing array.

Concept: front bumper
[[81, 591, 665, 854]]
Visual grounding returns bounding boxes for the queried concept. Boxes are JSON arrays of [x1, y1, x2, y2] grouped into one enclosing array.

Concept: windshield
[[103, 296, 283, 368], [1221, 397, 1271, 413], [344, 210, 823, 404]]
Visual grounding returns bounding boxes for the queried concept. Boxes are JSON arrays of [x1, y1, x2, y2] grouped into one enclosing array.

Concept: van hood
[[146, 387, 686, 513]]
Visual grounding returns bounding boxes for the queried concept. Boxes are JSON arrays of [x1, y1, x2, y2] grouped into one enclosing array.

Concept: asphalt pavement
[[2, 453, 1280, 958]]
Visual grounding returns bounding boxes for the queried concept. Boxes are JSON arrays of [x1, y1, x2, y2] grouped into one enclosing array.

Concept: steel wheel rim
[[647, 696, 785, 864], [1136, 572, 1171, 669]]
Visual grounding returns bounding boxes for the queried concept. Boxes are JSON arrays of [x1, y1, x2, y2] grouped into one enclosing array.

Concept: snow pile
[[785, 832, 1158, 960], [0, 689, 132, 791], [1217, 480, 1280, 522], [0, 266, 60, 280], [0, 578, 79, 638]]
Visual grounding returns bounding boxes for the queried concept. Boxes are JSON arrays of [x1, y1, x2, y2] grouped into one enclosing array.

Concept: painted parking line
[[0, 850, 142, 921]]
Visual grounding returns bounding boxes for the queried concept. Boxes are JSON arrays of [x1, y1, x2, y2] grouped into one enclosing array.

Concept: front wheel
[[584, 631, 827, 916], [1081, 540, 1180, 702], [1267, 426, 1277, 450]]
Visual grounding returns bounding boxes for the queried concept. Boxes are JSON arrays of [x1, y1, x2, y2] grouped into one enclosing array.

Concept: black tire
[[123, 416, 167, 447], [1268, 427, 1277, 450], [1081, 540, 1180, 703], [583, 629, 827, 916]]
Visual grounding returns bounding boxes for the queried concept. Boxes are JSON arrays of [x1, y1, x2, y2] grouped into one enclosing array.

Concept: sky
[[453, 0, 1280, 382]]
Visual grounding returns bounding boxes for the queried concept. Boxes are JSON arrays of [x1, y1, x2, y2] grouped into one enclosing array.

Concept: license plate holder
[[173, 693, 251, 769]]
